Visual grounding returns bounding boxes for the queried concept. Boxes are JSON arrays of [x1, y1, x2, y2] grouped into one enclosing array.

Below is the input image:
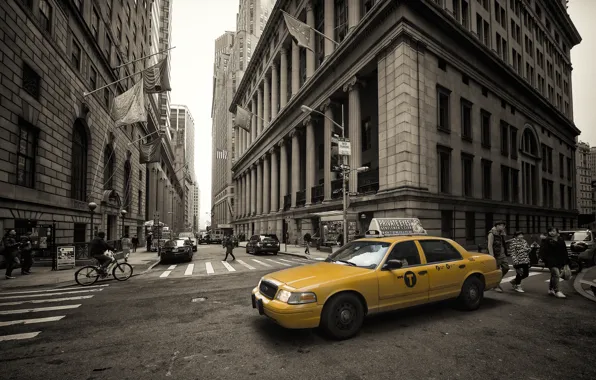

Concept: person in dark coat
[[89, 232, 113, 276], [19, 232, 34, 275], [539, 226, 570, 298], [224, 236, 235, 261], [2, 230, 19, 279]]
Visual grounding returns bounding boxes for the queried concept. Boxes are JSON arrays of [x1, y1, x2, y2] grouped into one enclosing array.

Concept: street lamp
[[88, 202, 97, 240], [120, 209, 127, 237]]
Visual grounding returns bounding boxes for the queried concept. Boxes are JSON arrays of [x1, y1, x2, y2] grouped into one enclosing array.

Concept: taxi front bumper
[[251, 287, 322, 329]]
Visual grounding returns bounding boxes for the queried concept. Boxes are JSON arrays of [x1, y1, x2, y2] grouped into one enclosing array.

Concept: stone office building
[[230, 0, 581, 247], [0, 0, 158, 248]]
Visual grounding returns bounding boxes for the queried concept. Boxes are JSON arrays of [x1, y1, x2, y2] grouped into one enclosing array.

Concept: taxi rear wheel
[[457, 276, 484, 311], [320, 293, 364, 340]]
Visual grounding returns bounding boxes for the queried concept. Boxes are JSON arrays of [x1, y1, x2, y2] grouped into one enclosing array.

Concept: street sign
[[56, 246, 75, 270], [337, 137, 351, 156]]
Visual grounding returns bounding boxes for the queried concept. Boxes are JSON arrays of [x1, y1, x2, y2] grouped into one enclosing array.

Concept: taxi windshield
[[326, 241, 391, 269]]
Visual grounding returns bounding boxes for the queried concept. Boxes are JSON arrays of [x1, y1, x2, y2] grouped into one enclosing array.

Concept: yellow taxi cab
[[251, 218, 502, 340]]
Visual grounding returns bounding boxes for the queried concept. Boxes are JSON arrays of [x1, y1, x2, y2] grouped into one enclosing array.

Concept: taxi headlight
[[275, 290, 317, 305]]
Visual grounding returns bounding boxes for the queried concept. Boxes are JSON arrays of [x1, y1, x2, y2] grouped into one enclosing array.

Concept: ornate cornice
[[343, 76, 365, 93]]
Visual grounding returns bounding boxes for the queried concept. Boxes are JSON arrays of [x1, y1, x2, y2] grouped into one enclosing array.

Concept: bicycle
[[74, 255, 133, 286]]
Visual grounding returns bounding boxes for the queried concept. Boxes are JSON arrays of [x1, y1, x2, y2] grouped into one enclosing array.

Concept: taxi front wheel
[[320, 293, 364, 340], [457, 276, 484, 311]]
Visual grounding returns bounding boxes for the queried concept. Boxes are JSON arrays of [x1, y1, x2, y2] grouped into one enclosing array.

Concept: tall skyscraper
[[576, 142, 592, 217], [210, 0, 274, 232], [171, 105, 196, 231], [194, 186, 201, 232]]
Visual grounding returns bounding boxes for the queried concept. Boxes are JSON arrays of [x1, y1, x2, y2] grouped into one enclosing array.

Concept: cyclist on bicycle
[[89, 231, 114, 276]]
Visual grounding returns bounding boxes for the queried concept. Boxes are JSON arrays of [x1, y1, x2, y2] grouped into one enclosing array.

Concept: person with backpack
[[487, 220, 509, 293], [19, 231, 34, 275], [2, 230, 20, 279]]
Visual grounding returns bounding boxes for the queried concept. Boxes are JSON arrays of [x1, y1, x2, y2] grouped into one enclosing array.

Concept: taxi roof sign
[[365, 218, 427, 238]]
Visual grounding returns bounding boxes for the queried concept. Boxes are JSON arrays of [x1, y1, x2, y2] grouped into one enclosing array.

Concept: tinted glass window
[[386, 241, 421, 267], [418, 240, 462, 263], [259, 234, 278, 241]]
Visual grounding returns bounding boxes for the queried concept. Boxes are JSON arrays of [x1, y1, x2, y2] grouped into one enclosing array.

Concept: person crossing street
[[508, 231, 531, 293], [223, 235, 235, 261], [487, 220, 509, 293]]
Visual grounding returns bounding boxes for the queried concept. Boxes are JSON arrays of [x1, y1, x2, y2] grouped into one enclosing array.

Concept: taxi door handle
[[418, 271, 428, 275], [459, 264, 466, 269]]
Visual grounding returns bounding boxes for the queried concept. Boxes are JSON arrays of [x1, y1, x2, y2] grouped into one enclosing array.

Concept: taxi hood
[[266, 262, 369, 291]]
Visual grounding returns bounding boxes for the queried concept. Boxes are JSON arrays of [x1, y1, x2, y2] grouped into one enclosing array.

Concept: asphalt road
[[1, 245, 595, 380]]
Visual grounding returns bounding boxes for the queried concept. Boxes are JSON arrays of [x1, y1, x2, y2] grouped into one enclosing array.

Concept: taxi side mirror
[[383, 259, 403, 270]]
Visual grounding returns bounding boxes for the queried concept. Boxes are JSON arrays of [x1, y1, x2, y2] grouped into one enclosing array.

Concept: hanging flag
[[143, 57, 172, 93], [234, 105, 251, 132], [216, 149, 228, 160], [111, 81, 146, 127], [281, 10, 314, 52], [139, 138, 162, 163]]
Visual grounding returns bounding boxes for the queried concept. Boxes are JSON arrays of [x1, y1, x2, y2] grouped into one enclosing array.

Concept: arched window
[[103, 145, 115, 190], [71, 121, 88, 201], [521, 128, 538, 156], [123, 158, 132, 208]]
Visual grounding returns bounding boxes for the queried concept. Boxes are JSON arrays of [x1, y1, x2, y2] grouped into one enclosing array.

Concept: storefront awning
[[313, 211, 357, 222]]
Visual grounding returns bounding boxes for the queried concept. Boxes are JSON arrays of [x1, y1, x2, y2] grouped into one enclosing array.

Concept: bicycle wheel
[[75, 266, 100, 286], [112, 262, 133, 281]]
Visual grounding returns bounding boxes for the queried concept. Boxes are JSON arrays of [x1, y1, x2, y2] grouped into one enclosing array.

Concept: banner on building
[[234, 105, 251, 132], [143, 57, 172, 93], [216, 149, 228, 160], [281, 10, 314, 52], [111, 81, 147, 127], [139, 138, 162, 163]]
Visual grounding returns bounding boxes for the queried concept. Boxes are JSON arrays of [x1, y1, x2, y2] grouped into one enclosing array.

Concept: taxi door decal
[[404, 271, 417, 288]]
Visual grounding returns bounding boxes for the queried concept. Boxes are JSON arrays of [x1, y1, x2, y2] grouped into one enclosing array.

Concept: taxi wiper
[[336, 260, 357, 267]]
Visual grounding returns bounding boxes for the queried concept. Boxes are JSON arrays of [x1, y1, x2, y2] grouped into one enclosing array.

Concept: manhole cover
[[192, 297, 207, 302]]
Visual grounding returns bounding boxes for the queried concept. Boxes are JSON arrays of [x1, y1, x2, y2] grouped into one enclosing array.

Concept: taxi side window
[[418, 240, 462, 263], [386, 241, 421, 267]]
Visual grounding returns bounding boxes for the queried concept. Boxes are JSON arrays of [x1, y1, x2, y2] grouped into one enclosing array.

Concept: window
[[465, 212, 475, 241], [138, 190, 142, 214], [74, 0, 82, 11], [441, 211, 453, 239], [90, 66, 97, 91], [500, 121, 509, 156], [560, 184, 565, 208], [91, 7, 99, 40], [461, 99, 472, 141], [438, 145, 452, 194], [566, 158, 572, 180], [39, 0, 52, 33], [72, 40, 82, 71], [437, 86, 451, 131], [501, 166, 511, 202], [485, 212, 494, 234], [386, 241, 421, 267], [542, 179, 554, 207], [559, 153, 564, 178], [104, 32, 112, 60], [22, 63, 41, 100], [418, 240, 462, 263], [71, 122, 88, 201], [481, 159, 492, 199], [461, 153, 473, 197], [123, 159, 132, 208], [480, 110, 491, 148], [16, 119, 38, 188], [438, 58, 447, 71], [126, 3, 131, 23], [103, 145, 115, 190], [521, 129, 538, 156], [567, 186, 572, 210], [510, 127, 518, 159], [103, 88, 110, 108]]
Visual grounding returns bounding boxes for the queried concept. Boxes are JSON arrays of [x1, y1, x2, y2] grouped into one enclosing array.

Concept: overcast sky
[[168, 0, 595, 229]]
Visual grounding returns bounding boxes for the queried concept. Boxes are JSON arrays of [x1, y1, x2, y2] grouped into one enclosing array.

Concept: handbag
[[561, 264, 572, 281]]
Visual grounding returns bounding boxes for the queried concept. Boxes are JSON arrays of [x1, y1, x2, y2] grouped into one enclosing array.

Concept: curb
[[139, 259, 161, 275], [573, 266, 596, 303]]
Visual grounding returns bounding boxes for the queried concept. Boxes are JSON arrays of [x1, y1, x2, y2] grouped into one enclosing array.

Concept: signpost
[[56, 246, 75, 270], [337, 137, 351, 156]]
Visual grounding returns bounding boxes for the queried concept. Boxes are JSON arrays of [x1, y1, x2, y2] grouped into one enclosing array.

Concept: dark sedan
[[160, 239, 194, 262], [246, 234, 280, 255]]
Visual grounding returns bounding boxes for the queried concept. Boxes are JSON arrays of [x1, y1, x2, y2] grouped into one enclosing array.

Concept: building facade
[[211, 0, 274, 232], [0, 0, 168, 250], [194, 185, 200, 232], [576, 142, 592, 217], [589, 146, 596, 214], [230, 0, 581, 247]]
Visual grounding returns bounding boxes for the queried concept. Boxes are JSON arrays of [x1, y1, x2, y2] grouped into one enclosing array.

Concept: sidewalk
[[0, 250, 160, 290], [238, 241, 333, 261], [573, 265, 596, 303]]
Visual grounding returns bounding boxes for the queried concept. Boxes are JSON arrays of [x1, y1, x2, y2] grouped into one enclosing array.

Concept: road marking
[[1, 284, 109, 295], [0, 288, 104, 300], [0, 295, 94, 307], [236, 260, 256, 270], [0, 304, 81, 315], [184, 264, 194, 276], [160, 271, 172, 278], [0, 316, 65, 327], [278, 259, 297, 264], [501, 272, 542, 283], [251, 259, 271, 267], [205, 262, 215, 274], [221, 261, 236, 272], [544, 278, 566, 283], [0, 332, 41, 342], [266, 259, 291, 267], [167, 265, 177, 270]]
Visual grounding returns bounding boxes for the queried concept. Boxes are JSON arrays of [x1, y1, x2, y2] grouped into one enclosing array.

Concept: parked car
[[161, 239, 193, 262], [178, 232, 197, 251], [560, 229, 595, 267], [246, 234, 280, 255], [198, 233, 210, 245]]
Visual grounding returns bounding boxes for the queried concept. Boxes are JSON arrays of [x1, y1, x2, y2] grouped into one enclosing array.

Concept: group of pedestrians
[[1, 230, 34, 280], [487, 220, 570, 298]]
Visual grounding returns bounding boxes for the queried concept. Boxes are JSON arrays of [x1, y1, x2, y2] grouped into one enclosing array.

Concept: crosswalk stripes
[[266, 258, 291, 267], [236, 260, 255, 270], [0, 284, 110, 342], [221, 261, 236, 272], [184, 264, 194, 276], [206, 262, 215, 274]]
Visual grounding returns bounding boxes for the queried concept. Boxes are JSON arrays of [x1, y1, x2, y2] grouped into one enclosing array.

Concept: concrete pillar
[[263, 154, 270, 214], [306, 2, 315, 78], [243, 173, 248, 217], [270, 147, 279, 213], [278, 139, 288, 212], [263, 75, 270, 129], [250, 165, 257, 215], [291, 40, 300, 96], [321, 99, 334, 201], [234, 179, 238, 219], [291, 129, 301, 208], [257, 87, 263, 135], [344, 77, 363, 194], [256, 159, 263, 215], [271, 62, 279, 119], [251, 100, 257, 144], [348, 0, 361, 32], [280, 48, 288, 108], [304, 116, 316, 206], [324, 0, 335, 57]]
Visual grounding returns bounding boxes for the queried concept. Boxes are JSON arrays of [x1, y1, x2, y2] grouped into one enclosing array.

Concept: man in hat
[[487, 220, 509, 293]]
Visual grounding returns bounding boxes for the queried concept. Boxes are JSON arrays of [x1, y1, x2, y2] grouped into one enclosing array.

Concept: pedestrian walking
[[131, 235, 139, 252], [487, 220, 509, 293], [146, 233, 153, 252], [508, 231, 531, 293], [304, 233, 311, 255], [1, 230, 19, 279], [539, 227, 569, 298], [224, 236, 235, 261], [121, 234, 131, 261], [19, 231, 34, 275]]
